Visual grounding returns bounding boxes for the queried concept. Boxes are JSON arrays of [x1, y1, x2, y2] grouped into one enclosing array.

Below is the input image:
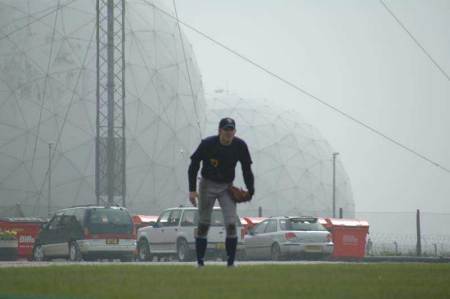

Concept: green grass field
[[0, 263, 449, 299]]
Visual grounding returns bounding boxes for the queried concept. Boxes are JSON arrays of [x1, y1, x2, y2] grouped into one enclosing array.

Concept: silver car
[[243, 216, 333, 260]]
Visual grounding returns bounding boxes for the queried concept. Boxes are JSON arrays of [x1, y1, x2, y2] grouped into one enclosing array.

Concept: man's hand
[[189, 191, 198, 207]]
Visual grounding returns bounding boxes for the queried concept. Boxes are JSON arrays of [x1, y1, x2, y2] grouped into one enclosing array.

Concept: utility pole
[[332, 152, 339, 218], [96, 0, 126, 207], [416, 209, 422, 256], [48, 142, 54, 216]]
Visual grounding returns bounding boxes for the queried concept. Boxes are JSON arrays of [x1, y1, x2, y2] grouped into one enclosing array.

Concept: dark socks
[[225, 237, 238, 266], [195, 237, 207, 265]]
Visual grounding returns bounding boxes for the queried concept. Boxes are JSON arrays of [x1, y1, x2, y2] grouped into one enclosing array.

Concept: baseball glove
[[228, 185, 252, 203]]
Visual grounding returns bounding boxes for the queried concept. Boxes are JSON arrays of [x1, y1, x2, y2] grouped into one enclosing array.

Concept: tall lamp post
[[48, 142, 54, 217], [332, 152, 339, 218]]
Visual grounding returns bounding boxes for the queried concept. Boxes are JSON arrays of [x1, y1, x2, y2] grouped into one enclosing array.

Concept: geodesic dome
[[0, 0, 205, 216], [205, 93, 354, 218]]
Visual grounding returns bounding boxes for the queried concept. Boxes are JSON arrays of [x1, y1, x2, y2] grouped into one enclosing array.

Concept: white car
[[244, 216, 334, 260], [136, 207, 245, 262]]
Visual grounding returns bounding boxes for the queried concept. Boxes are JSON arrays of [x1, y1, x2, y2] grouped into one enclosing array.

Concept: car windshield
[[282, 218, 326, 231], [87, 208, 133, 234]]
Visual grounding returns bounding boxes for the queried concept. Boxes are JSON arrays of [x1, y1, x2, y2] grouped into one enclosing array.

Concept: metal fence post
[[416, 209, 421, 256]]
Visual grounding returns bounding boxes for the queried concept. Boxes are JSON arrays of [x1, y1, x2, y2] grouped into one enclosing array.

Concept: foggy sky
[[176, 0, 450, 213]]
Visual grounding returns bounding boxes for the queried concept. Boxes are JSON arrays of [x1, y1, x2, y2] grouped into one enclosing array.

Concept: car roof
[[57, 205, 128, 212], [164, 206, 221, 211], [269, 216, 319, 220]]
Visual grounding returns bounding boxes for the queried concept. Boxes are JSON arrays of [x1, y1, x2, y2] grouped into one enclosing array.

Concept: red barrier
[[325, 218, 369, 259], [0, 217, 47, 260]]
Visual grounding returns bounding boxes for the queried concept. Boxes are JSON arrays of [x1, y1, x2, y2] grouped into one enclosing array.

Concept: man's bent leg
[[225, 235, 238, 267], [218, 187, 238, 266], [196, 179, 216, 266], [225, 223, 238, 266], [195, 223, 209, 266]]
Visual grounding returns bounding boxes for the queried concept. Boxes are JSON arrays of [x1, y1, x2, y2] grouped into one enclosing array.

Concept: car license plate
[[304, 245, 322, 253], [106, 239, 119, 245], [215, 243, 225, 250]]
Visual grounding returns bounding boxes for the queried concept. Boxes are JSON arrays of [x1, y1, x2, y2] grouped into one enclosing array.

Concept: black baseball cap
[[219, 117, 236, 129]]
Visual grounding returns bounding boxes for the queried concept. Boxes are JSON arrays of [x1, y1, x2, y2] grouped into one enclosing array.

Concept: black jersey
[[188, 135, 254, 193]]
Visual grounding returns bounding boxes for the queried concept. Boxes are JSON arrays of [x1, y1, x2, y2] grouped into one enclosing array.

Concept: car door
[[163, 209, 182, 252], [52, 215, 72, 257], [42, 215, 63, 257], [36, 218, 53, 253], [207, 209, 227, 249], [260, 219, 278, 257], [57, 215, 83, 257], [244, 220, 269, 259], [150, 210, 171, 252], [179, 209, 197, 243]]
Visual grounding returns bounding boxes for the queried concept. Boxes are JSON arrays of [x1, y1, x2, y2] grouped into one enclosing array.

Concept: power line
[[172, 0, 203, 139], [145, 2, 450, 174], [379, 0, 450, 82]]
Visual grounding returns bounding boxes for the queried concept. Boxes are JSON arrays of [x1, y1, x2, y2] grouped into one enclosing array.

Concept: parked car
[[240, 216, 267, 236], [32, 205, 136, 262], [136, 206, 245, 262], [244, 216, 333, 260], [132, 215, 159, 233]]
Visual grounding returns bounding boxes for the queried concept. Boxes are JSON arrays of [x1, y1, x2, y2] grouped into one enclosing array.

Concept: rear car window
[[86, 208, 133, 234], [282, 218, 326, 231]]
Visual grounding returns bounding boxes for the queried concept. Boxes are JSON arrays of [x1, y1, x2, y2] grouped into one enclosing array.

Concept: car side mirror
[[41, 223, 48, 230]]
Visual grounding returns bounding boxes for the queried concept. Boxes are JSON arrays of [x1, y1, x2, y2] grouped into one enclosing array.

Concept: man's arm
[[188, 140, 205, 192], [188, 159, 201, 192], [241, 163, 255, 196], [187, 140, 205, 206], [188, 156, 201, 207], [239, 140, 255, 196]]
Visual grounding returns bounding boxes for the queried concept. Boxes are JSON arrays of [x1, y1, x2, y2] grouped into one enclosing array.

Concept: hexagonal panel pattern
[[0, 0, 205, 216]]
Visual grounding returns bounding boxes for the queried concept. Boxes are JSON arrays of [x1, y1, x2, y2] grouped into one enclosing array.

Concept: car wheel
[[177, 238, 193, 262], [138, 239, 152, 261], [271, 243, 281, 261], [68, 241, 82, 262], [32, 244, 45, 261]]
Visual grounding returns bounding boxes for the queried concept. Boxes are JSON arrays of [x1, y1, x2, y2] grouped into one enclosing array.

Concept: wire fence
[[356, 211, 450, 257]]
